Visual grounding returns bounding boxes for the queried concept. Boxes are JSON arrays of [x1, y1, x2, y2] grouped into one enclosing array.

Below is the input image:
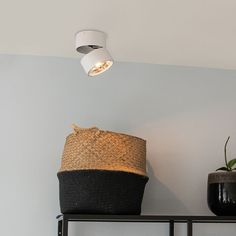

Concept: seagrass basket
[[58, 125, 148, 214], [58, 170, 148, 214], [59, 125, 147, 176]]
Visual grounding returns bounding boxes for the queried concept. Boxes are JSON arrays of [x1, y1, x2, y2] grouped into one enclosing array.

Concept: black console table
[[57, 214, 236, 236]]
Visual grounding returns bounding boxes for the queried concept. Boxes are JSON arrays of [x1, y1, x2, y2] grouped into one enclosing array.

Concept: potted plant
[[207, 136, 236, 216]]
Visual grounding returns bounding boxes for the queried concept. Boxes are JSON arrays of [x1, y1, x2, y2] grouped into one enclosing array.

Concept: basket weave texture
[[59, 125, 147, 176], [58, 170, 148, 214]]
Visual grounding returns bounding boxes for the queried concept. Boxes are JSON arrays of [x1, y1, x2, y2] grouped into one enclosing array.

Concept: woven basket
[[58, 170, 148, 214], [59, 125, 147, 176]]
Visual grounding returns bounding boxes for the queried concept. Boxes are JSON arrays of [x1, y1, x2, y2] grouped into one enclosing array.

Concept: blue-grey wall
[[0, 54, 236, 236]]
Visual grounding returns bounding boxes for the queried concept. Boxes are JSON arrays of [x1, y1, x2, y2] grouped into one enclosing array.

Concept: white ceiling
[[0, 0, 236, 69]]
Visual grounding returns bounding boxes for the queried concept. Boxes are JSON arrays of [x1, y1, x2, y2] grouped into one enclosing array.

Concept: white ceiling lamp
[[75, 30, 113, 76]]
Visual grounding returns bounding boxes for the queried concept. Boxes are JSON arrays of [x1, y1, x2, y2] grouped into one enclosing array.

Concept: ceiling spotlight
[[75, 30, 113, 76]]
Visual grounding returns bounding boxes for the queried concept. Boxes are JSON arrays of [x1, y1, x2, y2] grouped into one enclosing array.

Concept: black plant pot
[[58, 170, 149, 215], [207, 172, 236, 216]]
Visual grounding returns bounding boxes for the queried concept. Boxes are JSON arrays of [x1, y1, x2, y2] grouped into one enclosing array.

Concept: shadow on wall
[[142, 161, 190, 215]]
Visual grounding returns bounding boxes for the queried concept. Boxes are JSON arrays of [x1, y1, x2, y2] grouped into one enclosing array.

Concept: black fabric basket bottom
[[58, 170, 148, 215]]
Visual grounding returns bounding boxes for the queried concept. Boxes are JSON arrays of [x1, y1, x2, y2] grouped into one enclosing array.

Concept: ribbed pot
[[207, 172, 236, 216]]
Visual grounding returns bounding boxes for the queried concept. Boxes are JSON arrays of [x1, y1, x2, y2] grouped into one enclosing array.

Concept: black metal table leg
[[187, 220, 192, 236], [169, 220, 174, 236], [58, 220, 62, 236], [62, 219, 68, 236]]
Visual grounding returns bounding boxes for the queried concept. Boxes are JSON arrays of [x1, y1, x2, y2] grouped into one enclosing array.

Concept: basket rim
[[59, 166, 147, 177], [57, 169, 149, 179]]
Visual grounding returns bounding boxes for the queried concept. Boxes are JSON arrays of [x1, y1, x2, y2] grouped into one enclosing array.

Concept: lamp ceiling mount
[[76, 30, 106, 54]]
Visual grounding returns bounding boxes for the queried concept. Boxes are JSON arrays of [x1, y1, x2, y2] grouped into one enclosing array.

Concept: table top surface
[[57, 214, 236, 223]]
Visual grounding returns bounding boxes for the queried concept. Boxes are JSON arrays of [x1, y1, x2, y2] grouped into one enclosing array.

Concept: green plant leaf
[[227, 158, 236, 169], [216, 167, 229, 171], [224, 136, 230, 169]]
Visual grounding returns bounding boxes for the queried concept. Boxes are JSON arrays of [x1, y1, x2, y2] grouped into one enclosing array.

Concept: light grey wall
[[0, 54, 236, 236]]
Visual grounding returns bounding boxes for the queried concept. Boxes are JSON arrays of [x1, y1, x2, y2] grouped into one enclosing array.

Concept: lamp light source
[[76, 30, 113, 76]]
